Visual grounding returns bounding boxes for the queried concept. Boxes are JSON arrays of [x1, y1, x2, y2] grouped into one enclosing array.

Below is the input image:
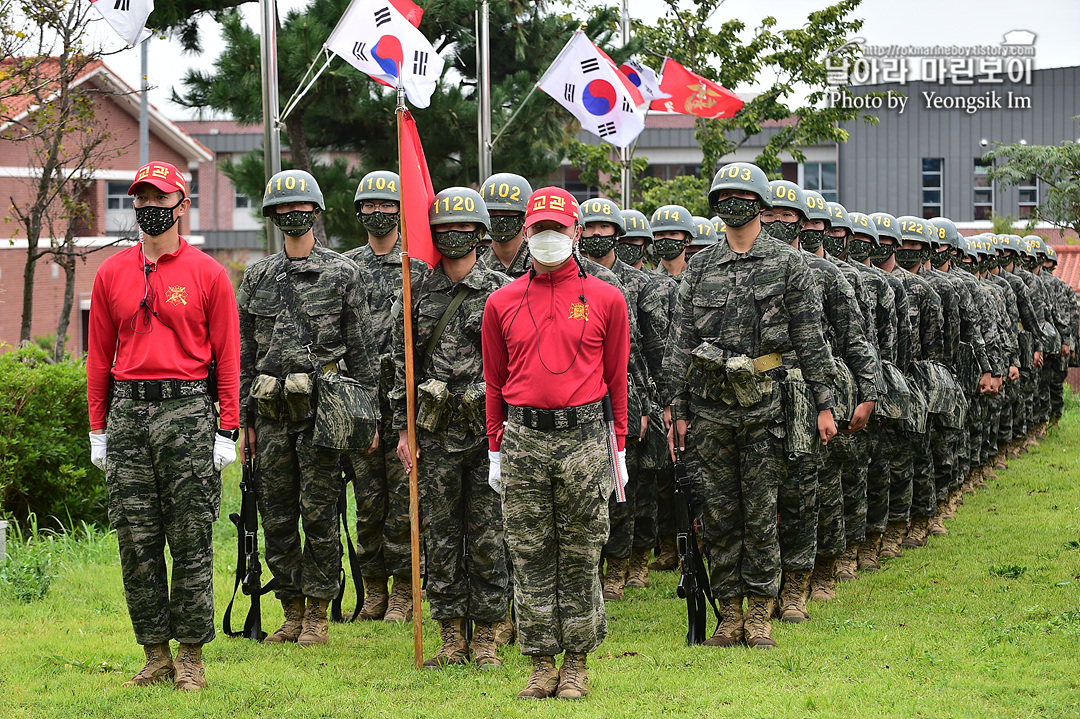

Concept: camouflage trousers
[[689, 416, 784, 600], [418, 433, 507, 622], [502, 418, 610, 656], [1049, 361, 1068, 421], [603, 440, 639, 560], [777, 455, 819, 572], [638, 409, 672, 548], [998, 381, 1018, 447], [838, 430, 870, 546], [865, 420, 892, 534], [253, 415, 344, 601], [954, 408, 971, 487], [883, 425, 914, 523], [984, 394, 1005, 465], [1017, 370, 1035, 437], [1035, 365, 1053, 424], [106, 394, 219, 645], [930, 418, 960, 503], [633, 467, 661, 550], [910, 429, 936, 519], [816, 440, 847, 560]]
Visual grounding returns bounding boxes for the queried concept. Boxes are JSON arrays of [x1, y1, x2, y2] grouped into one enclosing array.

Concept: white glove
[[487, 450, 503, 495], [616, 449, 629, 490], [214, 432, 238, 472], [89, 432, 107, 471]]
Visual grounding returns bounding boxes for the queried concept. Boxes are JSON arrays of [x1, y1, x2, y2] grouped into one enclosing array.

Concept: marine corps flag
[[90, 0, 153, 47], [538, 30, 646, 148], [650, 58, 744, 119]]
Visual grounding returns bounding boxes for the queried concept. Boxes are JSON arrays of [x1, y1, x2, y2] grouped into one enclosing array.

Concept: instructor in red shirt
[[482, 187, 629, 701], [86, 161, 240, 691]]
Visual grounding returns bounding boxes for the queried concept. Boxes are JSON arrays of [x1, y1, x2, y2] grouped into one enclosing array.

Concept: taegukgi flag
[[538, 30, 646, 148], [90, 0, 153, 48], [326, 0, 443, 109], [619, 59, 670, 102]]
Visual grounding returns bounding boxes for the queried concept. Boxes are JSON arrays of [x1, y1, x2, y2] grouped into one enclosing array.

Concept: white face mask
[[528, 228, 575, 264]]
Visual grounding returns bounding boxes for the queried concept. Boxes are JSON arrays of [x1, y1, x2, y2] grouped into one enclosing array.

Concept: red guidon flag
[[399, 109, 437, 266], [650, 57, 743, 119]]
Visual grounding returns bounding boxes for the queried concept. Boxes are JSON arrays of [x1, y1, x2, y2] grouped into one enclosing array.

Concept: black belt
[[507, 400, 604, 431], [112, 378, 208, 401]]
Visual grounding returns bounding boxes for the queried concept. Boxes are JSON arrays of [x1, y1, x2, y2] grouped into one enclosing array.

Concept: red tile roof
[[0, 56, 105, 120], [1051, 245, 1080, 293]]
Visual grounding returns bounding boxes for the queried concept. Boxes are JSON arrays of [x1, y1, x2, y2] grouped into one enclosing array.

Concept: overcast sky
[[87, 0, 1080, 120]]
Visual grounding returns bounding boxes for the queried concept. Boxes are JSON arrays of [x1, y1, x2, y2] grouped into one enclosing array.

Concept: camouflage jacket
[[612, 258, 673, 395], [479, 239, 532, 278], [342, 240, 426, 359], [1000, 268, 1046, 355], [1041, 271, 1080, 350], [1016, 267, 1055, 350], [983, 273, 1019, 371], [945, 265, 997, 375], [851, 261, 899, 364], [828, 255, 876, 343], [919, 268, 961, 368], [891, 267, 944, 367], [880, 269, 913, 369]]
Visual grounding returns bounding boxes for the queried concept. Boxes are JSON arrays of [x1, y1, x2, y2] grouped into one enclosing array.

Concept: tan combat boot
[[264, 596, 306, 643], [942, 491, 958, 520], [470, 620, 501, 670], [973, 466, 990, 489], [928, 503, 948, 536], [1023, 433, 1039, 450], [902, 517, 929, 549], [351, 576, 389, 620], [1008, 440, 1022, 458], [703, 597, 744, 647], [601, 557, 628, 601], [556, 652, 589, 700], [879, 521, 907, 559], [993, 451, 1009, 471], [962, 469, 977, 495], [744, 596, 777, 648], [423, 618, 470, 669], [493, 601, 516, 646], [297, 598, 329, 646], [779, 570, 811, 623], [857, 533, 882, 571], [1035, 422, 1047, 439], [983, 465, 998, 481], [809, 558, 837, 602], [648, 535, 679, 571], [173, 643, 206, 691], [625, 548, 650, 588], [383, 576, 413, 622], [835, 546, 858, 582], [122, 643, 174, 687], [517, 655, 559, 699]]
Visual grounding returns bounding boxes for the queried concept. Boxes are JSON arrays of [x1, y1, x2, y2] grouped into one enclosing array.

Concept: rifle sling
[[421, 283, 470, 378], [331, 468, 365, 623]]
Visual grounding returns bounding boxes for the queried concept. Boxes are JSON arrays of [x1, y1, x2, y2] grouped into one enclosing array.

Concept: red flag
[[400, 109, 437, 266], [650, 58, 743, 119], [390, 0, 423, 28]]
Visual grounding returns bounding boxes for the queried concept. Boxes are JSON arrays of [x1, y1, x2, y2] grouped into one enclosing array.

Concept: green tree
[[984, 139, 1080, 240]]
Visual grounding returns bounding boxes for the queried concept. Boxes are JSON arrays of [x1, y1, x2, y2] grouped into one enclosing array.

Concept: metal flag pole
[[259, 0, 282, 255], [396, 82, 424, 671], [139, 37, 149, 166], [476, 1, 492, 181], [620, 0, 632, 209]]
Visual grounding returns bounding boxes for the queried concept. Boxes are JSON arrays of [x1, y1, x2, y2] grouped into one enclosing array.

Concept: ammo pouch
[[957, 341, 980, 396], [1041, 320, 1063, 357], [781, 368, 819, 457], [910, 360, 961, 416], [378, 353, 395, 392], [726, 354, 768, 408], [876, 360, 911, 421], [312, 371, 378, 451], [250, 374, 284, 421], [416, 379, 452, 433], [1018, 331, 1034, 370], [283, 372, 315, 422], [686, 341, 728, 402], [903, 379, 929, 435], [459, 382, 487, 436], [627, 376, 644, 438], [831, 358, 857, 426]]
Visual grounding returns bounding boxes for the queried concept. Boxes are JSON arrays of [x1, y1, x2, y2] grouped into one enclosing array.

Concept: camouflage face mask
[[894, 248, 925, 270], [798, 229, 826, 252], [489, 214, 526, 242], [869, 243, 894, 265], [823, 233, 847, 258], [615, 242, 645, 265], [272, 209, 318, 237], [579, 233, 617, 258], [713, 196, 760, 227], [433, 229, 482, 259], [359, 211, 399, 237], [929, 249, 951, 268], [654, 237, 686, 261], [762, 219, 799, 243], [846, 239, 874, 261]]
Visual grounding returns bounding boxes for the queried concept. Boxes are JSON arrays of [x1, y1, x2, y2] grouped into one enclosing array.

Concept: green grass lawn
[[3, 405, 1080, 718]]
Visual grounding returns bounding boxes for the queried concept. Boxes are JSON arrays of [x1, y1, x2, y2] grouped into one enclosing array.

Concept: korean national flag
[[90, 0, 153, 48], [326, 0, 444, 109]]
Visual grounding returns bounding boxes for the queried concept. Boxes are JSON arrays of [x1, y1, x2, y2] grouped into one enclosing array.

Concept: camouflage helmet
[[928, 217, 959, 249], [1024, 234, 1049, 258], [896, 216, 934, 245], [649, 204, 696, 236], [353, 170, 401, 210], [708, 162, 773, 211], [621, 209, 653, 240], [869, 211, 902, 244], [848, 211, 880, 245], [801, 190, 831, 224], [262, 169, 324, 216], [1007, 234, 1033, 257], [970, 234, 994, 258], [690, 216, 719, 246], [579, 197, 626, 235], [428, 186, 490, 233], [1046, 244, 1059, 265], [480, 172, 533, 213], [826, 202, 853, 233], [961, 237, 981, 261], [767, 180, 805, 216]]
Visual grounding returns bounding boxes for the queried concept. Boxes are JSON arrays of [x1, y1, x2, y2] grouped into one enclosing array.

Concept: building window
[[921, 158, 943, 219], [106, 181, 133, 210], [803, 162, 838, 203], [235, 189, 251, 209], [189, 173, 199, 209], [974, 158, 994, 220], [1018, 175, 1038, 219]]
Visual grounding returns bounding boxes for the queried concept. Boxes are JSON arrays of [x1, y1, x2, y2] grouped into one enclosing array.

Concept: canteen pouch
[[283, 372, 315, 423], [957, 341, 979, 396], [903, 379, 929, 435], [459, 381, 487, 435], [1018, 330, 1034, 370], [379, 353, 395, 392], [1041, 320, 1062, 356], [876, 360, 911, 421], [725, 354, 764, 408], [250, 374, 284, 421], [312, 371, 378, 451], [831, 358, 857, 426], [687, 341, 729, 402], [911, 360, 960, 415], [781, 369, 818, 457], [416, 379, 452, 433]]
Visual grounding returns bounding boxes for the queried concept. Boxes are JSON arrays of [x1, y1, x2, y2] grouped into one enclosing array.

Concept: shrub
[[0, 344, 105, 528]]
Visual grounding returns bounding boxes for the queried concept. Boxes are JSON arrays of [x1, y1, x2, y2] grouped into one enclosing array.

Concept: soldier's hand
[[818, 410, 837, 445], [672, 419, 688, 462], [244, 427, 257, 459], [396, 429, 416, 473], [1063, 344, 1071, 359], [1034, 351, 1044, 368], [977, 372, 993, 394], [992, 377, 1004, 394], [663, 405, 672, 429], [845, 401, 875, 434], [640, 415, 648, 441], [369, 429, 380, 454], [1008, 366, 1020, 382]]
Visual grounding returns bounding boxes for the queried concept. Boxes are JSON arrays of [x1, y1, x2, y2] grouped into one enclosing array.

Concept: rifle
[[672, 409, 720, 645], [224, 422, 278, 641], [331, 461, 366, 623]]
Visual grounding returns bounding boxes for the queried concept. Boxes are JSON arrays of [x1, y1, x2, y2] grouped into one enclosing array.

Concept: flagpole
[[476, 1, 492, 180], [619, 0, 631, 209], [139, 37, 149, 166], [260, 0, 282, 255], [397, 83, 424, 671]]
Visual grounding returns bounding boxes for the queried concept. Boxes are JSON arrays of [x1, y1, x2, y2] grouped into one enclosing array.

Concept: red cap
[[129, 161, 187, 198], [524, 187, 579, 229]]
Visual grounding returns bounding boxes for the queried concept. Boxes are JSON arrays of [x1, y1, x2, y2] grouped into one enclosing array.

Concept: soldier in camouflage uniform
[[651, 205, 695, 279], [392, 187, 510, 669], [1039, 245, 1079, 426], [342, 171, 425, 622], [664, 163, 837, 649], [480, 173, 534, 278], [982, 236, 1022, 480], [239, 169, 380, 647], [1012, 235, 1055, 449], [1028, 236, 1071, 434]]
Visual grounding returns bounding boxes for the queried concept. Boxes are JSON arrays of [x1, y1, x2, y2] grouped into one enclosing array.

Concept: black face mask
[[824, 234, 847, 258], [798, 229, 826, 253], [580, 233, 617, 258], [870, 243, 894, 265], [894, 248, 925, 270], [135, 198, 184, 237], [616, 242, 645, 266], [762, 220, 799, 243], [272, 209, 318, 237], [847, 239, 873, 261], [489, 214, 526, 242], [433, 229, 482, 259], [654, 237, 686, 261], [713, 196, 760, 227], [359, 211, 399, 237], [961, 259, 976, 273], [930, 249, 951, 268]]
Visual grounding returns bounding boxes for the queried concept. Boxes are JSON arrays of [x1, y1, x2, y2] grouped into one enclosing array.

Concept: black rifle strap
[[275, 256, 320, 373], [331, 468, 365, 623], [421, 283, 470, 378]]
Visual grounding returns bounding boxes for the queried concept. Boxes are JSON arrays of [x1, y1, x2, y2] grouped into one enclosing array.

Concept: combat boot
[[470, 620, 501, 670], [297, 598, 329, 646], [601, 557, 628, 601], [424, 618, 470, 669], [835, 546, 858, 582], [928, 502, 948, 536], [1023, 433, 1039, 450], [973, 466, 990, 489], [648, 535, 679, 571], [982, 465, 998, 481], [517, 655, 559, 699], [857, 533, 882, 571], [1008, 440, 1022, 459], [879, 521, 907, 559], [556, 652, 589, 700], [902, 517, 929, 549], [350, 576, 389, 621], [1035, 422, 1048, 439], [962, 470, 977, 495], [778, 570, 811, 623], [625, 548, 650, 588], [993, 451, 1008, 471], [809, 558, 836, 602], [493, 601, 516, 646], [173, 643, 206, 691], [122, 642, 174, 687], [383, 576, 413, 622], [264, 596, 306, 643], [1050, 416, 1060, 429], [703, 597, 745, 647], [744, 596, 777, 648]]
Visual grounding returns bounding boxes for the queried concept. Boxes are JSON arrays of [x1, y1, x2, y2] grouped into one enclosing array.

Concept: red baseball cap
[[129, 161, 187, 198], [524, 187, 579, 229]]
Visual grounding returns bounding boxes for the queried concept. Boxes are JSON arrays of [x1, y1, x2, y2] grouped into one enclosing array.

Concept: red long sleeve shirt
[[482, 258, 630, 452], [86, 238, 241, 430]]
